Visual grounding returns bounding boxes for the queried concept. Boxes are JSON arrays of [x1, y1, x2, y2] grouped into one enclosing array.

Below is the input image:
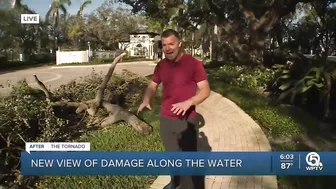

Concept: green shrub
[[0, 55, 7, 63], [270, 59, 336, 120], [30, 53, 55, 63], [213, 63, 275, 90], [0, 60, 53, 70], [0, 70, 155, 188], [0, 53, 55, 70]]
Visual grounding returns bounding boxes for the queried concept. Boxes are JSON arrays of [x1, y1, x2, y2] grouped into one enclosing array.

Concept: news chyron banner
[[22, 142, 335, 175]]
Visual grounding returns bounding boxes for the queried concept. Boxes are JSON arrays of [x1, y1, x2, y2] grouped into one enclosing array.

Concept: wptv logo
[[21, 14, 39, 24], [305, 152, 323, 171]]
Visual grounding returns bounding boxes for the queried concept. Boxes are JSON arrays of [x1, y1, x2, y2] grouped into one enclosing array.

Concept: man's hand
[[171, 99, 193, 116], [137, 101, 152, 115], [137, 81, 158, 115]]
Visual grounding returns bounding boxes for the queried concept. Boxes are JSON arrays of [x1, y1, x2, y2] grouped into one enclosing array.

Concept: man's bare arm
[[189, 80, 210, 105], [143, 81, 159, 103]]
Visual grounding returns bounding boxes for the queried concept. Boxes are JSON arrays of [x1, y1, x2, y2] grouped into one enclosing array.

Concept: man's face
[[161, 35, 181, 61]]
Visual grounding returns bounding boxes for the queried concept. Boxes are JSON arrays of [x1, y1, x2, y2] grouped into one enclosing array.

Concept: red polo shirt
[[152, 53, 207, 120]]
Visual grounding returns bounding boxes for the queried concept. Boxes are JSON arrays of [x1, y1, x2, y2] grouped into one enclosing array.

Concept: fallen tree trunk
[[33, 52, 153, 134]]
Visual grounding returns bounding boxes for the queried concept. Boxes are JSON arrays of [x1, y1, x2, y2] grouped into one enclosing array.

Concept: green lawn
[[206, 68, 336, 189], [36, 94, 164, 189]]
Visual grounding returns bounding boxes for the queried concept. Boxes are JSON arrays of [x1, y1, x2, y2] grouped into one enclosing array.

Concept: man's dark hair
[[161, 29, 180, 40]]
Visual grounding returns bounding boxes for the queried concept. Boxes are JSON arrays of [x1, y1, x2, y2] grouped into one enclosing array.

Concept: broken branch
[[95, 52, 127, 108], [33, 75, 52, 102]]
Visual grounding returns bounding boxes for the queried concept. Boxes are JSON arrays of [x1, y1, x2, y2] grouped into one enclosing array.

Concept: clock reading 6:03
[[280, 154, 294, 159]]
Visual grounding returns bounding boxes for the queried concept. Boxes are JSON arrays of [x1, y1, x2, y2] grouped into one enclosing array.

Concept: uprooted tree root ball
[[0, 53, 154, 188], [34, 53, 153, 134]]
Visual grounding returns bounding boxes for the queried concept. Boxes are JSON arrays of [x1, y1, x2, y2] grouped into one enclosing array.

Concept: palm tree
[[46, 0, 71, 51], [77, 0, 92, 17], [66, 0, 91, 49], [67, 17, 82, 49], [46, 0, 71, 28]]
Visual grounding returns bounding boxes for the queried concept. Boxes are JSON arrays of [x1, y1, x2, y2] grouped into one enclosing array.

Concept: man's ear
[[178, 41, 182, 47]]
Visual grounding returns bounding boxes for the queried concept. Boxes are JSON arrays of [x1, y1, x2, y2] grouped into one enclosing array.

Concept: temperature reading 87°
[[281, 162, 293, 169], [279, 153, 295, 170]]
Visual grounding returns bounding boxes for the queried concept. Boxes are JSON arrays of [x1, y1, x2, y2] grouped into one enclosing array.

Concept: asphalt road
[[0, 61, 156, 96]]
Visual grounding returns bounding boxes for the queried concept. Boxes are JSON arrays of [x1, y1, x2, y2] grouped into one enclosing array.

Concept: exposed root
[[33, 52, 153, 134]]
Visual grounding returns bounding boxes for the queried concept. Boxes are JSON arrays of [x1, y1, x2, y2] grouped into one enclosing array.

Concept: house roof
[[129, 31, 160, 38]]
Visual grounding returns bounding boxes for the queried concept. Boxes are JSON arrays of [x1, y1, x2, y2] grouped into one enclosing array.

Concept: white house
[[118, 32, 160, 59]]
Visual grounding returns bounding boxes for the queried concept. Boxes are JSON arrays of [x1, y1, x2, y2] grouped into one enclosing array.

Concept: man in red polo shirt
[[137, 29, 210, 189]]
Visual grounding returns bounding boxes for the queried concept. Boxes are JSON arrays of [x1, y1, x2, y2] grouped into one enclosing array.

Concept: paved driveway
[[0, 61, 156, 96]]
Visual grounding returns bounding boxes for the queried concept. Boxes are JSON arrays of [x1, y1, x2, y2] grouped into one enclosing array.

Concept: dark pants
[[159, 116, 205, 189]]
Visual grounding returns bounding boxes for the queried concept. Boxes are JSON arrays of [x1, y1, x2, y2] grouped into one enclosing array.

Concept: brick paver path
[[149, 91, 278, 189]]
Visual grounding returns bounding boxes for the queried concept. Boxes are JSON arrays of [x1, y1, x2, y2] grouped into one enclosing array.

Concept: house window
[[133, 44, 147, 57]]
